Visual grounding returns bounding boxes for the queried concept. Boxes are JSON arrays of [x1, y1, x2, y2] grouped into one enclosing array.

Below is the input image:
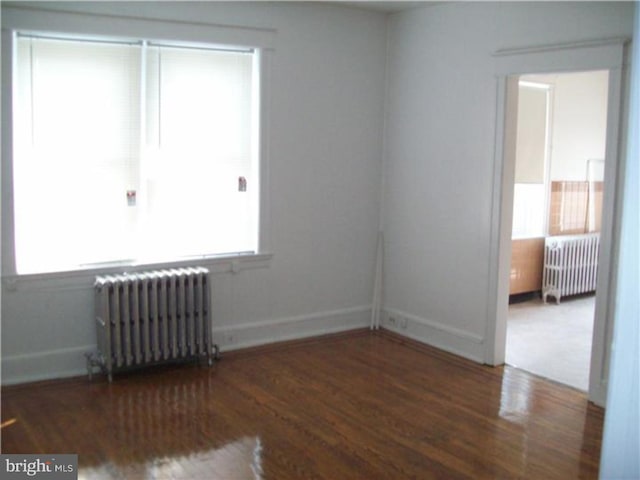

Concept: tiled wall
[[548, 181, 603, 235]]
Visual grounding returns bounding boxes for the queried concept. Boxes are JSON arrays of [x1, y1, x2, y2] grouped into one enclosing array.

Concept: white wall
[[382, 2, 634, 361], [0, 2, 388, 384], [2, 1, 634, 386], [599, 4, 640, 478], [548, 71, 609, 181], [523, 70, 609, 181]]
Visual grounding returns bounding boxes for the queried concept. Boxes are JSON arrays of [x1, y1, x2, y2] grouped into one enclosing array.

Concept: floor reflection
[[2, 333, 604, 479], [499, 367, 532, 424], [78, 436, 263, 480]]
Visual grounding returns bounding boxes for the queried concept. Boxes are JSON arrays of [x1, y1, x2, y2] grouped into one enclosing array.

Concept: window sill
[[511, 235, 546, 240], [2, 252, 274, 291]]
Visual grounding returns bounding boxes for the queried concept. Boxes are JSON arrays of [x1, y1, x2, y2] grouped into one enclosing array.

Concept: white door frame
[[485, 38, 629, 406]]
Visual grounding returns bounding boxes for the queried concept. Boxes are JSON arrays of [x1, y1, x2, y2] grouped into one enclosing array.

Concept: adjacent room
[[1, 1, 638, 479], [506, 70, 609, 391]]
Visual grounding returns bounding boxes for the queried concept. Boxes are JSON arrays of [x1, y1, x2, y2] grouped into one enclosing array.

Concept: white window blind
[[142, 45, 256, 261], [13, 35, 258, 274]]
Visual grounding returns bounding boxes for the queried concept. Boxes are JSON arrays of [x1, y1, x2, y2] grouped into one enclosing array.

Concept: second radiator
[[542, 234, 600, 304]]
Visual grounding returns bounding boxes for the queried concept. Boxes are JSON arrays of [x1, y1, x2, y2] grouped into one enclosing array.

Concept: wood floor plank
[[1, 330, 604, 479]]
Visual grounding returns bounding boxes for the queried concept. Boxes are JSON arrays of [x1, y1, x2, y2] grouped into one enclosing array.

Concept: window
[[511, 81, 550, 239], [13, 34, 260, 274]]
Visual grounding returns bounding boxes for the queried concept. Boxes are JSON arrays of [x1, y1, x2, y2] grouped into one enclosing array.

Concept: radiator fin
[[542, 234, 600, 304], [90, 267, 218, 381]]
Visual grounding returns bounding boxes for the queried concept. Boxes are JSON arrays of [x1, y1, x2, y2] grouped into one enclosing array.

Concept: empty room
[[1, 2, 638, 479]]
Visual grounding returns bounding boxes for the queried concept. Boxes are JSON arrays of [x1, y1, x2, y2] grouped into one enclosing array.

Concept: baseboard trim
[[1, 345, 92, 386], [1, 305, 371, 386], [213, 305, 371, 352], [589, 380, 608, 407], [382, 308, 486, 363]]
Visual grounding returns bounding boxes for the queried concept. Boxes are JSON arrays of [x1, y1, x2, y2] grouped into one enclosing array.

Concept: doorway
[[485, 38, 626, 406], [506, 71, 609, 391]]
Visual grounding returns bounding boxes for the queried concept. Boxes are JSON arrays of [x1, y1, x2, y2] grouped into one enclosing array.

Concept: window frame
[[1, 7, 274, 280]]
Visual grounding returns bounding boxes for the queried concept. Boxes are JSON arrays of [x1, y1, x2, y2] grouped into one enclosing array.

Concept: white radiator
[[542, 234, 600, 304], [87, 267, 219, 381]]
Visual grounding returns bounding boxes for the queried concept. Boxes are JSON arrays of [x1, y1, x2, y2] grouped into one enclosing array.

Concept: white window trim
[[2, 253, 274, 291], [1, 6, 275, 279], [1, 5, 276, 50]]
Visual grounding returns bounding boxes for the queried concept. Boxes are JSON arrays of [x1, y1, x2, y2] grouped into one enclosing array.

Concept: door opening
[[486, 37, 627, 406], [506, 71, 608, 391]]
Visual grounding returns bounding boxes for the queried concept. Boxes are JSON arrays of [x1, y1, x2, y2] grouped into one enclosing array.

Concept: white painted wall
[[522, 70, 609, 181], [0, 2, 387, 384], [382, 2, 633, 361], [1, 1, 634, 386], [599, 4, 640, 478], [548, 71, 609, 181]]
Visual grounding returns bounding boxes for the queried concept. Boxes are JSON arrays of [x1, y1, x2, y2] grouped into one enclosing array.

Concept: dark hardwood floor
[[1, 330, 604, 479]]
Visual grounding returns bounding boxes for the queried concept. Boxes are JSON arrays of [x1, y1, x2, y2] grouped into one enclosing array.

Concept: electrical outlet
[[400, 317, 408, 329], [388, 316, 397, 327]]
